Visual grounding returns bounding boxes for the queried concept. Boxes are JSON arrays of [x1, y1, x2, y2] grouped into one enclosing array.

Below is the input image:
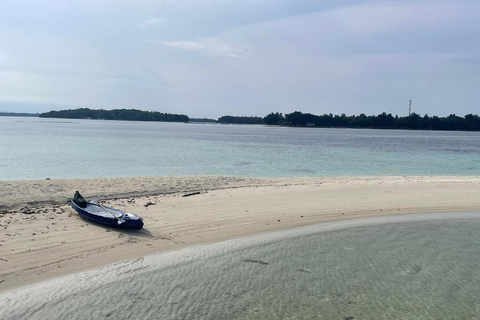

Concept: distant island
[[216, 112, 480, 131], [40, 108, 189, 122], [218, 116, 264, 125], [0, 112, 39, 117], [36, 107, 480, 131], [261, 111, 480, 131], [189, 118, 218, 123]]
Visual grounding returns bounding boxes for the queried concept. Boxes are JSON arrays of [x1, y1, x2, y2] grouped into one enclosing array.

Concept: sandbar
[[1, 176, 479, 292]]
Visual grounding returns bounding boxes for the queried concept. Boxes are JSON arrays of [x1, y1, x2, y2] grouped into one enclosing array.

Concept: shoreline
[[1, 175, 480, 292]]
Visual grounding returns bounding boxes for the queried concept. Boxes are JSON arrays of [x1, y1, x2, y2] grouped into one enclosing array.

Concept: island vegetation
[[0, 111, 39, 117], [217, 116, 264, 124], [189, 118, 218, 123], [39, 108, 189, 122], [36, 107, 480, 131], [263, 111, 480, 131]]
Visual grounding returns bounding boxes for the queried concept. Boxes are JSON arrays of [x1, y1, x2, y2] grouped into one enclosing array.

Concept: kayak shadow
[[116, 227, 154, 238]]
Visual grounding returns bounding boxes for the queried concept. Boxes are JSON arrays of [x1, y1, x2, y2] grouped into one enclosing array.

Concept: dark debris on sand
[[243, 259, 269, 265]]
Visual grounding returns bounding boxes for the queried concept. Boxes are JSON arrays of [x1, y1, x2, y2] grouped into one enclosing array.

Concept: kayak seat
[[73, 191, 88, 208]]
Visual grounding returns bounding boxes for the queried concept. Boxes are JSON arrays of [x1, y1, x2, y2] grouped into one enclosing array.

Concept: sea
[[1, 117, 480, 319], [0, 116, 480, 180], [2, 213, 480, 319]]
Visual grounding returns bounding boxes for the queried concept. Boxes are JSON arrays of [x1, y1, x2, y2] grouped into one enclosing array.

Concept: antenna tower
[[409, 100, 412, 116]]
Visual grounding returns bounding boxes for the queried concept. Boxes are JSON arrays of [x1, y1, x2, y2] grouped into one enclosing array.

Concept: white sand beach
[[1, 176, 479, 292]]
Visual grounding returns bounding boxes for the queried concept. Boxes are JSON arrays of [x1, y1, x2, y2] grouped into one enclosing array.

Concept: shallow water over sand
[[2, 212, 480, 319], [1, 117, 480, 180]]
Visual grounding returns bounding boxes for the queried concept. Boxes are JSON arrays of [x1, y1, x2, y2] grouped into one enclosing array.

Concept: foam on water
[[2, 212, 480, 319]]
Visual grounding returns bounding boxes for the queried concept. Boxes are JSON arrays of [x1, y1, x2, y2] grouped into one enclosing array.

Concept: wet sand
[[1, 176, 479, 292]]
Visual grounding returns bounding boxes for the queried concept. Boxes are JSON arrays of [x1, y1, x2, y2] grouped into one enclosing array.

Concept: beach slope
[[1, 176, 479, 291]]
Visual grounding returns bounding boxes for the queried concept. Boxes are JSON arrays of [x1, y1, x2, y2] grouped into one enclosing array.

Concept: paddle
[[66, 194, 121, 222], [67, 192, 128, 225], [96, 202, 122, 222]]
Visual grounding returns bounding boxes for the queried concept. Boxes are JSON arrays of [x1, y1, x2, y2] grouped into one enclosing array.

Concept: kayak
[[70, 191, 144, 230]]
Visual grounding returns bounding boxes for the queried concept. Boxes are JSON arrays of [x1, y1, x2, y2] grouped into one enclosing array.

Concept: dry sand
[[1, 176, 479, 292]]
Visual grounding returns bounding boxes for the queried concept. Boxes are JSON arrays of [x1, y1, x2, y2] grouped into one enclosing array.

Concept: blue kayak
[[70, 191, 144, 230]]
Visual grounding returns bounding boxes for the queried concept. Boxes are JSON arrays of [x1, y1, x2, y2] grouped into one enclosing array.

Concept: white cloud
[[165, 38, 249, 58], [1, 0, 480, 117], [140, 17, 165, 29]]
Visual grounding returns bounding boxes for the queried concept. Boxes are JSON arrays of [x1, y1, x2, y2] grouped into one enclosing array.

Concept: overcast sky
[[1, 0, 479, 118]]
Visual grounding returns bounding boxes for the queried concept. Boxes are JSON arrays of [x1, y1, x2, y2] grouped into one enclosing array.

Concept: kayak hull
[[70, 199, 144, 230]]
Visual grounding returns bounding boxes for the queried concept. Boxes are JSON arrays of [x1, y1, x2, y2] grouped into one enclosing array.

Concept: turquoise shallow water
[[1, 117, 480, 180], [2, 213, 480, 319]]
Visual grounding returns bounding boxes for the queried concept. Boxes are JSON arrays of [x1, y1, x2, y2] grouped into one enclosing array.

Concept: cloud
[[164, 38, 250, 58], [1, 0, 480, 118], [154, 1, 480, 117], [140, 17, 165, 29]]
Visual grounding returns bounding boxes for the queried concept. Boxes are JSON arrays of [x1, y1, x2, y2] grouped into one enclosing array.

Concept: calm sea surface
[[1, 117, 480, 180], [2, 119, 480, 319], [2, 213, 480, 319]]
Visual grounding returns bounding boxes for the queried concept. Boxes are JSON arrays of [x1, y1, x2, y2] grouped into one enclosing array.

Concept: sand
[[1, 175, 479, 292]]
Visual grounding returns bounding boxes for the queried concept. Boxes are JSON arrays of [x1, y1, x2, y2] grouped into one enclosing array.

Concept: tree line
[[39, 108, 189, 122], [262, 111, 480, 131], [217, 115, 264, 124], [37, 108, 480, 131], [0, 111, 39, 117]]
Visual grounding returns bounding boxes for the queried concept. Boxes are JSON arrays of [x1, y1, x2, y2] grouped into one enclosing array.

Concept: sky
[[0, 0, 479, 118]]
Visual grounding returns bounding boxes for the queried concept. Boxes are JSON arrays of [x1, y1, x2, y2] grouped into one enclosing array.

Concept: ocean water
[[1, 117, 480, 180], [2, 212, 480, 319]]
